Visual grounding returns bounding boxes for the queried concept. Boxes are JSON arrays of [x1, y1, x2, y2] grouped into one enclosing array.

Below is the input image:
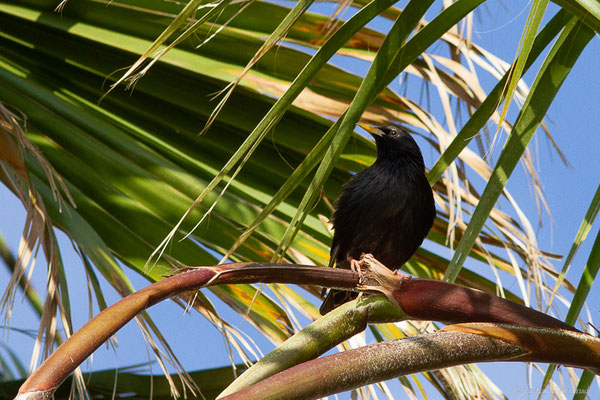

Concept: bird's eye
[[389, 129, 398, 136]]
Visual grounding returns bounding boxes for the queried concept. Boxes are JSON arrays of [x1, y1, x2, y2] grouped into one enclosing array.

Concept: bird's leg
[[349, 258, 363, 276], [348, 258, 366, 301], [347, 257, 366, 289]]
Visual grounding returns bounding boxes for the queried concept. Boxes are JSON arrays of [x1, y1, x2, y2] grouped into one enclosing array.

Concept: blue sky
[[1, 0, 599, 398]]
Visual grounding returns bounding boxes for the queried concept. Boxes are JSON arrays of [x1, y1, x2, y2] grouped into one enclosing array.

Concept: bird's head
[[358, 124, 424, 165]]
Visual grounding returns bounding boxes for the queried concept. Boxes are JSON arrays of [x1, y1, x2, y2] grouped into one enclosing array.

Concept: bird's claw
[[350, 258, 364, 283]]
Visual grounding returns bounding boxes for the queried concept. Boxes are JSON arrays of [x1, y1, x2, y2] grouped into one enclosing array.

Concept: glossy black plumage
[[320, 124, 436, 315]]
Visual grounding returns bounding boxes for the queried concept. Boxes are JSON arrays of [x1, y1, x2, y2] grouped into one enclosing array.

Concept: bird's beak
[[357, 124, 384, 137]]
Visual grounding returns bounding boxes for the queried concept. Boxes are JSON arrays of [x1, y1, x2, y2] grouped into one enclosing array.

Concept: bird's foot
[[350, 258, 362, 274], [349, 258, 365, 283]]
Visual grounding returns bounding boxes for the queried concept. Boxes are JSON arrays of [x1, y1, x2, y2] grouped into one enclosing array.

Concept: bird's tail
[[319, 289, 358, 315]]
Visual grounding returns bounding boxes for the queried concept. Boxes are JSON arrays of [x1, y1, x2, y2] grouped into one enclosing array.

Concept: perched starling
[[320, 124, 436, 315]]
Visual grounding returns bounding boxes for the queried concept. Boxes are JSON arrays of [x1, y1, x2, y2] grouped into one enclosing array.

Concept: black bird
[[320, 124, 436, 315]]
